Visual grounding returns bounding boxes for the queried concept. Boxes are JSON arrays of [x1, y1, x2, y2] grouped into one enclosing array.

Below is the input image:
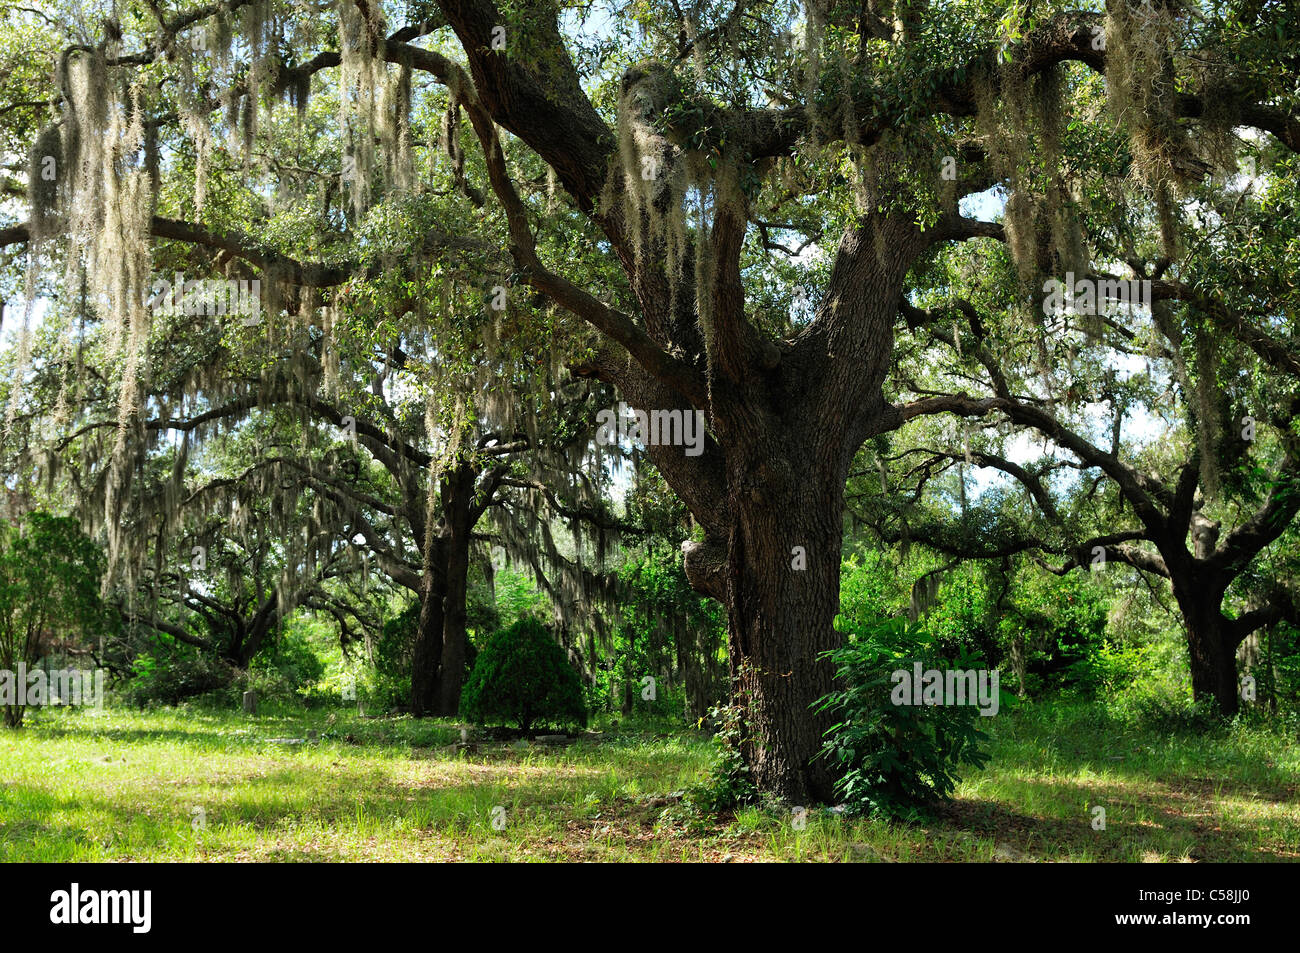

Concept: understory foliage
[[460, 616, 587, 731], [594, 545, 726, 719], [687, 699, 759, 815], [815, 618, 993, 821], [0, 512, 109, 726], [248, 624, 328, 698], [838, 552, 1114, 697], [371, 602, 420, 710], [125, 638, 230, 708]]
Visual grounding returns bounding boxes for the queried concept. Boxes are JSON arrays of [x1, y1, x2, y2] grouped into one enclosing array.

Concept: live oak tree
[[131, 453, 382, 671], [866, 31, 1300, 716], [12, 252, 631, 712], [854, 398, 1300, 716], [3, 0, 1298, 797], [859, 369, 1300, 718], [82, 337, 621, 714]]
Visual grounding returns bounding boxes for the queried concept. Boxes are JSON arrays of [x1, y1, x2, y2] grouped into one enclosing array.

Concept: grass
[[0, 699, 1296, 862]]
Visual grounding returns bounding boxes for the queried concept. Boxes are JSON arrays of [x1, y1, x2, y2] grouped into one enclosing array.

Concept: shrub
[[687, 702, 758, 815], [249, 624, 326, 699], [370, 602, 418, 709], [816, 617, 993, 821], [461, 616, 586, 731], [125, 639, 231, 707]]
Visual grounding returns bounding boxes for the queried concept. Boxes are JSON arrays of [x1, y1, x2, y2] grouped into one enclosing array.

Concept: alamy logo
[[50, 883, 151, 933], [890, 664, 1000, 717], [1042, 272, 1151, 316], [0, 665, 103, 709], [595, 402, 705, 457], [147, 272, 262, 324]]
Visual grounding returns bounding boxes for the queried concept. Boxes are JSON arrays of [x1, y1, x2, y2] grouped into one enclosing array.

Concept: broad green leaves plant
[[816, 617, 993, 821]]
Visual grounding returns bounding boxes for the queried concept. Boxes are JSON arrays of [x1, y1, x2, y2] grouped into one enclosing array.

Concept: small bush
[[461, 617, 586, 731], [126, 640, 231, 707], [370, 602, 418, 709], [687, 702, 758, 815], [816, 617, 993, 821], [249, 626, 326, 699]]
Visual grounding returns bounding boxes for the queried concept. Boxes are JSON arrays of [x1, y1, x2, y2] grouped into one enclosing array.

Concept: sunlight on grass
[[1, 700, 1295, 861]]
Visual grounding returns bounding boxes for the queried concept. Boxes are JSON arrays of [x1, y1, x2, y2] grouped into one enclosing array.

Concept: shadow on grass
[[936, 775, 1298, 862]]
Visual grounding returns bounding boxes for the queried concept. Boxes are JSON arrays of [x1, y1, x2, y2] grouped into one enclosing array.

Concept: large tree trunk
[[1179, 595, 1240, 716], [410, 567, 446, 717], [1170, 568, 1239, 716], [1166, 517, 1241, 716], [223, 620, 249, 669], [437, 534, 471, 716], [236, 615, 275, 669], [570, 133, 921, 801], [408, 459, 486, 718], [723, 450, 845, 803], [436, 461, 477, 717]]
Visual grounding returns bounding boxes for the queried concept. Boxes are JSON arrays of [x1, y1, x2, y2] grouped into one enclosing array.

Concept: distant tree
[[0, 511, 107, 727]]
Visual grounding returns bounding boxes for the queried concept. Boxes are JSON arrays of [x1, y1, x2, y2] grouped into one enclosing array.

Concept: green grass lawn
[[1, 700, 1296, 862]]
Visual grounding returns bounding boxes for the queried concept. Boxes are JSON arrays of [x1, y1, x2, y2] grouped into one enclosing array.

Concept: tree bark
[[1171, 574, 1240, 716], [437, 532, 471, 716], [723, 450, 845, 803], [436, 461, 477, 716], [1165, 516, 1242, 716], [410, 563, 446, 717]]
